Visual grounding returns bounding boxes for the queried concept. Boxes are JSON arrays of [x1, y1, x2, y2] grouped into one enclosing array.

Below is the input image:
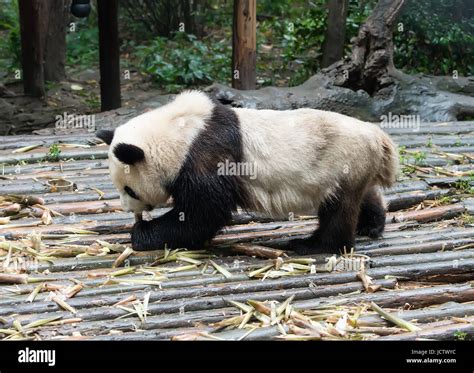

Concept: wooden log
[[365, 226, 474, 242], [18, 223, 474, 274], [4, 259, 474, 325], [359, 238, 474, 257], [385, 189, 450, 212], [383, 122, 474, 136], [296, 283, 474, 311], [0, 147, 108, 165], [43, 308, 236, 339], [370, 249, 474, 268], [377, 318, 474, 340], [0, 278, 396, 317], [232, 0, 256, 89], [26, 282, 474, 339], [390, 204, 466, 223], [86, 326, 215, 341], [385, 180, 428, 194], [214, 303, 474, 341], [357, 302, 474, 327], [10, 279, 396, 332]]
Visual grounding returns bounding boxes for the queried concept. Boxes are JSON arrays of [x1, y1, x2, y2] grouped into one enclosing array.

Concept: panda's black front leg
[[131, 209, 206, 251], [131, 195, 233, 251], [131, 218, 177, 251]]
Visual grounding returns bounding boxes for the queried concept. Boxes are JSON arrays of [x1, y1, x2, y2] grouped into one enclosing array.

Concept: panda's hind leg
[[289, 187, 363, 255], [356, 186, 386, 238]]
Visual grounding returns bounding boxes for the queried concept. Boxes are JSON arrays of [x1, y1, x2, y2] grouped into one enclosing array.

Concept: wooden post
[[97, 0, 121, 111], [18, 0, 48, 97], [232, 0, 256, 90]]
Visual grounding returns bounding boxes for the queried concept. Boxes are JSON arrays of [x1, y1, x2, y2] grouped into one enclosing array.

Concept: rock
[[206, 70, 474, 122], [0, 98, 15, 119], [0, 84, 15, 97], [16, 113, 35, 123]]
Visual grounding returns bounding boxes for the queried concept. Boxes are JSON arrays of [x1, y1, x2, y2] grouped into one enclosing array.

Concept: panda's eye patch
[[124, 186, 140, 200]]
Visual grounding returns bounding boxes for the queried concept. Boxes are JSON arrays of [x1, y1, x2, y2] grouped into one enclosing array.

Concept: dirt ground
[[0, 67, 167, 135]]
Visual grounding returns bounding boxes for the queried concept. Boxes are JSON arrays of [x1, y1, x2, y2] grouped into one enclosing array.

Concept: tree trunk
[[322, 0, 348, 68], [44, 0, 71, 82], [192, 0, 205, 37], [232, 0, 256, 90], [328, 0, 407, 95], [18, 0, 48, 97]]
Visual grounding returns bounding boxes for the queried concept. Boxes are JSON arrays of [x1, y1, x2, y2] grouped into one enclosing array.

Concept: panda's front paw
[[131, 220, 161, 251]]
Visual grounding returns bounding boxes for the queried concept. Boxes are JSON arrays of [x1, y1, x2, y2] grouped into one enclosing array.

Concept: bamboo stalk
[[230, 244, 287, 259], [0, 274, 28, 284], [370, 302, 421, 332]]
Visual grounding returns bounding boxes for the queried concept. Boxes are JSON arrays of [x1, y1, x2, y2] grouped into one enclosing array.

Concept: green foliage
[[253, 0, 472, 85], [136, 33, 231, 92], [413, 151, 427, 165], [394, 0, 474, 76], [255, 0, 377, 86], [455, 178, 474, 195], [0, 0, 20, 73], [66, 18, 99, 68], [460, 212, 474, 225], [435, 196, 454, 205], [46, 144, 61, 162], [398, 147, 427, 175], [257, 1, 327, 86], [454, 330, 467, 340]]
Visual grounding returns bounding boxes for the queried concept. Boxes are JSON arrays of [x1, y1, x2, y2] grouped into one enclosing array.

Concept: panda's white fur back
[[235, 107, 396, 217]]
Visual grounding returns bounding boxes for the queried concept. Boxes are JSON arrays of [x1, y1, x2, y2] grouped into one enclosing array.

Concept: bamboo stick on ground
[[370, 302, 421, 332], [112, 247, 134, 268], [0, 274, 28, 284], [230, 243, 287, 259], [377, 317, 474, 340]]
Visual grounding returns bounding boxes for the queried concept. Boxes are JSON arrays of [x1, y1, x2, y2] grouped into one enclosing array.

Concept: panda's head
[[95, 127, 163, 213], [96, 90, 216, 214]]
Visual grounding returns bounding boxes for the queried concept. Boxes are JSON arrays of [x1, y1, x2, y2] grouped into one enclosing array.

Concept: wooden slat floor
[[0, 121, 473, 340]]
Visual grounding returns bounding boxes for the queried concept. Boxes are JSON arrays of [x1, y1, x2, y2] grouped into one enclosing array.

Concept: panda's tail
[[376, 133, 399, 189]]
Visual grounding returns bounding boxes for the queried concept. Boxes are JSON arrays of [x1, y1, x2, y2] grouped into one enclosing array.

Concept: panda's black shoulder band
[[132, 101, 251, 251]]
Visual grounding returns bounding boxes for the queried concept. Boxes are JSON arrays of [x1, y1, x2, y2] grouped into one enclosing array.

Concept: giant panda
[[96, 90, 398, 254]]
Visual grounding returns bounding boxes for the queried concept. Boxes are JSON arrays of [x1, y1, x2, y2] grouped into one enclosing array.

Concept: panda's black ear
[[113, 143, 145, 165], [96, 129, 115, 145]]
